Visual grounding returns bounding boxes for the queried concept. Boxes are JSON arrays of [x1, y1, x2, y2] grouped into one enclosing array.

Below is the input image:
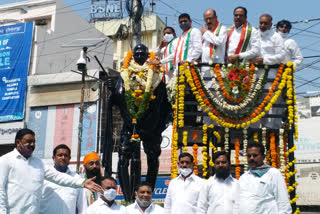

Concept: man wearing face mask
[[0, 128, 102, 214], [238, 142, 291, 214], [197, 151, 239, 214], [83, 152, 103, 206], [256, 14, 286, 129], [161, 13, 202, 73], [87, 177, 126, 214], [226, 7, 260, 64], [164, 152, 204, 214], [126, 182, 163, 214], [276, 20, 303, 67], [154, 26, 177, 82], [256, 14, 285, 65], [40, 144, 87, 214]]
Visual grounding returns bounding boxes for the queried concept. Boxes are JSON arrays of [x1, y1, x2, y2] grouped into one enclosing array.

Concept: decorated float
[[169, 61, 299, 213]]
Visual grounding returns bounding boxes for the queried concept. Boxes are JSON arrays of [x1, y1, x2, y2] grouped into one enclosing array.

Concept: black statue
[[103, 44, 171, 201]]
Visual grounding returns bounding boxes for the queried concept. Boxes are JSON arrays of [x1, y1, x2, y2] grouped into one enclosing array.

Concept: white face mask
[[179, 167, 193, 177], [164, 33, 174, 42], [278, 32, 289, 39], [104, 188, 117, 201], [136, 198, 152, 208], [260, 29, 269, 37]]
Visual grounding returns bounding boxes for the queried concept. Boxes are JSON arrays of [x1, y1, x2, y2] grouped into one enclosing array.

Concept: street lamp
[[62, 38, 105, 173]]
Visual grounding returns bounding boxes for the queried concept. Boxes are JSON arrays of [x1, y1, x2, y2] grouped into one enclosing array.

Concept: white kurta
[[202, 25, 228, 64], [126, 201, 163, 214], [40, 167, 87, 214], [282, 38, 303, 67], [154, 39, 178, 82], [0, 149, 84, 214], [257, 29, 286, 129], [161, 27, 202, 73], [259, 29, 285, 65], [86, 198, 127, 214], [227, 24, 260, 62], [238, 167, 292, 214], [196, 175, 239, 214], [164, 173, 205, 214]]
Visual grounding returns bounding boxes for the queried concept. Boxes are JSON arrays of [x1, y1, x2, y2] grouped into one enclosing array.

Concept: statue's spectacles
[[246, 154, 259, 158]]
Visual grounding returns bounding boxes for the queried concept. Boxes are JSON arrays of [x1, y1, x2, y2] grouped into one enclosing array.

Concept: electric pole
[[131, 0, 143, 47], [76, 47, 87, 173], [150, 0, 155, 13]]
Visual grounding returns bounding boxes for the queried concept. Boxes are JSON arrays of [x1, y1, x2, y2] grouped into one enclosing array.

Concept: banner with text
[[28, 102, 98, 159], [0, 22, 34, 122]]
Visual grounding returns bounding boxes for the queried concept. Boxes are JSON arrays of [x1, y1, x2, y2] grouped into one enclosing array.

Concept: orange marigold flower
[[229, 81, 236, 87], [241, 83, 248, 90]]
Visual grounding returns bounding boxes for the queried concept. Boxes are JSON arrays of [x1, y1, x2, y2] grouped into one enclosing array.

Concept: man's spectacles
[[246, 154, 259, 158]]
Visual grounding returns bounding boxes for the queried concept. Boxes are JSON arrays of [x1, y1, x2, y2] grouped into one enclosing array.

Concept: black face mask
[[86, 168, 102, 184], [133, 52, 148, 65], [179, 21, 191, 31], [215, 167, 230, 180]]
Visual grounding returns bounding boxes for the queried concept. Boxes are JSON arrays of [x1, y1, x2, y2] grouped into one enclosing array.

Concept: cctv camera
[[77, 48, 87, 71]]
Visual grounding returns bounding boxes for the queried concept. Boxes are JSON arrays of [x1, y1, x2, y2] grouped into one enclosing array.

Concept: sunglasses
[[246, 154, 260, 158]]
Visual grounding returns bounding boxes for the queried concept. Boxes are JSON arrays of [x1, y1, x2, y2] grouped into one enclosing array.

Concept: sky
[[1, 0, 320, 95]]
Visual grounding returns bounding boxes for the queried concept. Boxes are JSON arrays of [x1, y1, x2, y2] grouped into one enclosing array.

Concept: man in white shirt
[[87, 176, 127, 214], [0, 128, 102, 214], [201, 9, 228, 124], [197, 151, 239, 214], [201, 9, 227, 65], [164, 152, 204, 214], [40, 144, 87, 214], [238, 142, 292, 214], [226, 7, 260, 64], [161, 13, 202, 73], [256, 14, 285, 65], [276, 20, 303, 67], [154, 26, 177, 82], [256, 14, 286, 129], [126, 182, 163, 214]]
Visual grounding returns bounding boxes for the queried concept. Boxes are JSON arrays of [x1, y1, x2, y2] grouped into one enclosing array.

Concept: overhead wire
[[157, 0, 202, 26]]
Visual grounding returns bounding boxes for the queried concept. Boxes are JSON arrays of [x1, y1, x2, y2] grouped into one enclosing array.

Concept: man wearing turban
[[83, 152, 102, 206]]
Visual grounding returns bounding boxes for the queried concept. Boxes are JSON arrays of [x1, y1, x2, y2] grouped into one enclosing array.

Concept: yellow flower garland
[[182, 64, 290, 129], [182, 131, 188, 153], [171, 104, 178, 179], [202, 124, 209, 178]]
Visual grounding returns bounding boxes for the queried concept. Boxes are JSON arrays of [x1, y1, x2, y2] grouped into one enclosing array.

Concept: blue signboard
[[81, 103, 98, 156], [115, 177, 170, 200], [0, 22, 34, 122]]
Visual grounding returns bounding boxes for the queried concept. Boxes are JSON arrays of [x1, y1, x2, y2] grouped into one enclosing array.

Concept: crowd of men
[[0, 6, 301, 214], [156, 6, 302, 80], [0, 128, 292, 213]]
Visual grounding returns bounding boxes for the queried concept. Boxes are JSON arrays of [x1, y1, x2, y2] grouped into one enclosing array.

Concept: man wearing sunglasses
[[238, 142, 292, 214]]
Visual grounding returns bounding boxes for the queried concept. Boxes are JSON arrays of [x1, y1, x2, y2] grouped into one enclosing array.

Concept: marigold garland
[[193, 144, 199, 176], [235, 138, 241, 179], [178, 64, 187, 128], [120, 51, 163, 142], [171, 104, 178, 179], [270, 132, 277, 168], [182, 131, 188, 153], [202, 124, 209, 178], [183, 64, 287, 129]]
